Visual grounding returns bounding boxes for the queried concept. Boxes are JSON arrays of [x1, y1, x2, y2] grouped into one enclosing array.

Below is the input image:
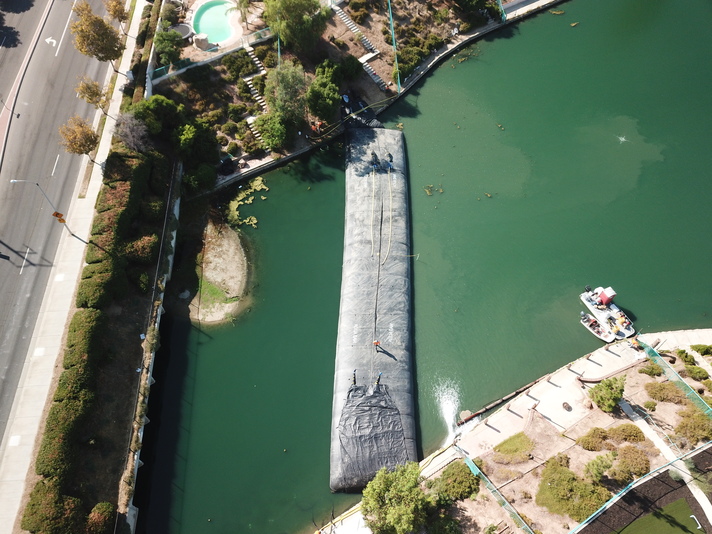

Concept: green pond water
[[137, 0, 712, 532]]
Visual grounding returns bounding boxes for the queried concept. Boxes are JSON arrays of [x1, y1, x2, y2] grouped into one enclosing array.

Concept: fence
[[639, 340, 712, 416], [150, 28, 273, 82], [456, 446, 536, 534], [569, 440, 712, 533]]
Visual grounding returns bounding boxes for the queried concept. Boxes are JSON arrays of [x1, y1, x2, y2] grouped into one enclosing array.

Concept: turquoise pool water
[[193, 0, 233, 43]]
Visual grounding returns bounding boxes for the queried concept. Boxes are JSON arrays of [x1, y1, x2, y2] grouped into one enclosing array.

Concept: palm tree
[[227, 0, 251, 29]]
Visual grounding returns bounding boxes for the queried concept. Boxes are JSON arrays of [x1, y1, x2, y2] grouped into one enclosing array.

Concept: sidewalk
[[0, 1, 147, 531]]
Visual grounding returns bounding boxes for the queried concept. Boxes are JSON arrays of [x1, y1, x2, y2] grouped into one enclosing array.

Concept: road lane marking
[[51, 154, 59, 176], [19, 247, 30, 274], [45, 37, 57, 47], [55, 0, 79, 58]]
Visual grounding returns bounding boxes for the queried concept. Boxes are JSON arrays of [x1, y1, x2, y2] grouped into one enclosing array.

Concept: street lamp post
[[9, 180, 84, 242]]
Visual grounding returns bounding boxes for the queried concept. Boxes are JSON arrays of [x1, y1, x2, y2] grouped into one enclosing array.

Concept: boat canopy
[[600, 287, 617, 305]]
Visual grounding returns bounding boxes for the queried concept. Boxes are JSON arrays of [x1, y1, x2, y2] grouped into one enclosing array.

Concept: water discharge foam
[[434, 379, 461, 445]]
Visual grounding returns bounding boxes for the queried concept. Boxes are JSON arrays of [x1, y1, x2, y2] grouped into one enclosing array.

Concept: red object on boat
[[599, 287, 616, 305]]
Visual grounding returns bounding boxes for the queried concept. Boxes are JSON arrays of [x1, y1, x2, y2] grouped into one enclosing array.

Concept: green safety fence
[[497, 0, 506, 21], [639, 340, 712, 416], [456, 446, 535, 534], [569, 440, 712, 533]]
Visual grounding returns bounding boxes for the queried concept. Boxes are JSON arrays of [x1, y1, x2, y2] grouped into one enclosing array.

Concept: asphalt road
[[0, 0, 108, 439]]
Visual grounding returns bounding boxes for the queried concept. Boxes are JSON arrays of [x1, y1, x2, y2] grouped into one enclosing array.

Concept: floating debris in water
[[395, 122, 404, 130], [571, 22, 579, 27], [485, 192, 492, 198], [550, 9, 565, 15], [424, 184, 434, 196]]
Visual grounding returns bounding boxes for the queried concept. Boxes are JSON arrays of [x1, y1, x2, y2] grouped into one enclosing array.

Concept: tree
[[362, 462, 433, 534], [104, 0, 128, 34], [254, 111, 286, 150], [114, 113, 150, 152], [59, 115, 99, 160], [71, 1, 124, 69], [263, 0, 329, 52], [306, 75, 340, 120], [76, 76, 111, 116], [229, 0, 252, 29], [154, 29, 183, 66], [264, 61, 307, 128], [588, 376, 626, 413]]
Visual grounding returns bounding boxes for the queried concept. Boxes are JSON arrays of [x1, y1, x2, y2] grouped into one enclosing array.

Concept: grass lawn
[[615, 498, 700, 533]]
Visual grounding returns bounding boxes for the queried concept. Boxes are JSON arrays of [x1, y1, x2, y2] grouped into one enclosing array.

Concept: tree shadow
[[0, 0, 35, 14], [0, 12, 21, 48]]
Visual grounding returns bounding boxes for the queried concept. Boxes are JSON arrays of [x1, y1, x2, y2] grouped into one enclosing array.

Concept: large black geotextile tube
[[330, 128, 417, 492]]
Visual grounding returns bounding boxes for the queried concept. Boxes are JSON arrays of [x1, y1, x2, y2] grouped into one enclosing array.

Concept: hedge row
[[24, 147, 170, 532], [76, 150, 166, 309]]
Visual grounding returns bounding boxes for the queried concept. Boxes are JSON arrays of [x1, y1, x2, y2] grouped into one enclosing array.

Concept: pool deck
[[320, 328, 712, 533]]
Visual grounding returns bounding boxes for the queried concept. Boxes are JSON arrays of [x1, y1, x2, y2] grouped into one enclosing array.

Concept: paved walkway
[[0, 1, 147, 531]]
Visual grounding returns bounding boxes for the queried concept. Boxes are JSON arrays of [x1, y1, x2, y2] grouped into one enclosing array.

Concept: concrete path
[[0, 1, 147, 531]]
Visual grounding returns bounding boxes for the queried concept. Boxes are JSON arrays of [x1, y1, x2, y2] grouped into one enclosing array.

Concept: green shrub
[[237, 78, 253, 100], [692, 344, 712, 356], [127, 266, 152, 293], [350, 7, 369, 23], [222, 49, 257, 81], [395, 45, 427, 81], [226, 142, 240, 156], [76, 272, 116, 309], [608, 423, 645, 443], [124, 233, 159, 265], [608, 446, 649, 484], [644, 400, 657, 411], [35, 395, 92, 478], [254, 112, 286, 150], [686, 365, 709, 381], [432, 460, 479, 504], [228, 103, 248, 121], [576, 427, 609, 451], [676, 405, 712, 444], [86, 502, 116, 534], [64, 309, 106, 369], [638, 361, 663, 377], [96, 181, 132, 213], [160, 3, 179, 25], [21, 478, 86, 533], [85, 234, 114, 264], [584, 452, 616, 483], [154, 29, 183, 66], [183, 162, 217, 194], [536, 454, 610, 522], [589, 376, 626, 412], [677, 349, 696, 365], [492, 432, 534, 463], [645, 382, 687, 404], [252, 74, 266, 95], [54, 365, 92, 402], [222, 121, 240, 135], [459, 21, 472, 33], [424, 33, 445, 51], [139, 197, 166, 224], [341, 54, 363, 81]]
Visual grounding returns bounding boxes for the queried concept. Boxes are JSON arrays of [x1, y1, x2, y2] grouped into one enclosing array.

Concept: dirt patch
[[187, 219, 250, 324]]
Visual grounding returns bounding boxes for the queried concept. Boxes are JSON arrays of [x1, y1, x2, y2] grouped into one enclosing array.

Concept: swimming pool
[[192, 0, 234, 44]]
